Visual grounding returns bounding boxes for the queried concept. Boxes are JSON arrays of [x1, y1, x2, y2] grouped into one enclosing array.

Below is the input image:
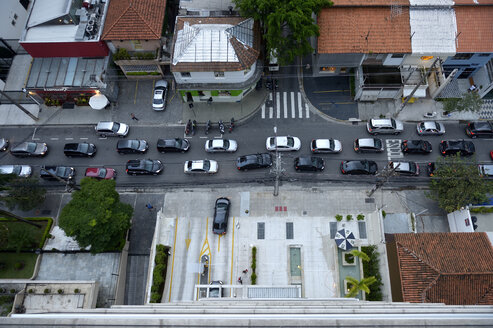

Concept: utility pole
[[0, 89, 39, 121], [367, 162, 399, 197], [272, 126, 284, 196]]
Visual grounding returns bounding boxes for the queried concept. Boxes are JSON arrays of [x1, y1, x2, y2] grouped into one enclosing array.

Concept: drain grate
[[365, 198, 375, 203]]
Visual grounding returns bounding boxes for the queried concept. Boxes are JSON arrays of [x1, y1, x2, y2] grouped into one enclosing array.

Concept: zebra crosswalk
[[261, 92, 311, 119]]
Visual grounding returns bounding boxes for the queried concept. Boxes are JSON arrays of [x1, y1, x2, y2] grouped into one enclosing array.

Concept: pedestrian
[[207, 97, 213, 106], [238, 277, 243, 284], [188, 102, 194, 109], [131, 113, 139, 121], [146, 203, 153, 211], [242, 269, 248, 274]]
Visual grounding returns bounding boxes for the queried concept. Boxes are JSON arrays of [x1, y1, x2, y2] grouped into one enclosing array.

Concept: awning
[[89, 94, 109, 110]]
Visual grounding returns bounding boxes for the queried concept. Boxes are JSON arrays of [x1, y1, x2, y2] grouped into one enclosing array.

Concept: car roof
[[423, 121, 438, 129], [155, 80, 168, 88], [314, 139, 332, 148], [392, 162, 411, 171], [358, 138, 377, 147], [370, 118, 393, 126], [471, 121, 492, 131]]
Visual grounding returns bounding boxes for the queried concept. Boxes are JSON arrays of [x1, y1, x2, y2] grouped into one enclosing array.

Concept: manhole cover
[[365, 198, 375, 203]]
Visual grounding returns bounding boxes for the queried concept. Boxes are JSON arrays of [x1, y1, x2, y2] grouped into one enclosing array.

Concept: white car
[[95, 121, 129, 137], [416, 121, 445, 135], [152, 80, 168, 111], [0, 165, 32, 178], [205, 139, 238, 153], [310, 138, 342, 153], [184, 160, 218, 174], [266, 136, 301, 151]]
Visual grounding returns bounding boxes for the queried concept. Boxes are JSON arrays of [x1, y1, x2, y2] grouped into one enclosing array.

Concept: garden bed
[[0, 253, 38, 279]]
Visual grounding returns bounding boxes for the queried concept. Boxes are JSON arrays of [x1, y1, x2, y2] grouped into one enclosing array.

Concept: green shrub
[[251, 246, 257, 274], [346, 215, 353, 221], [150, 292, 161, 303], [57, 289, 63, 294], [361, 245, 383, 301], [470, 206, 493, 213], [251, 272, 257, 285], [335, 214, 343, 222], [149, 244, 170, 303], [357, 214, 365, 221], [252, 246, 257, 257], [28, 289, 34, 294], [14, 262, 23, 270], [344, 253, 354, 264], [44, 289, 50, 294], [381, 210, 386, 218], [74, 289, 80, 294], [113, 48, 130, 60], [10, 289, 16, 294]]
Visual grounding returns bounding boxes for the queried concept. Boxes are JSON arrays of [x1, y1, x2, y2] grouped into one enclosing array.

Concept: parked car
[[10, 142, 48, 157], [294, 156, 325, 172], [266, 136, 301, 151], [389, 161, 420, 176], [213, 197, 230, 235], [95, 121, 129, 137], [353, 138, 384, 153], [63, 142, 97, 157], [465, 121, 493, 138], [0, 138, 9, 151], [367, 118, 403, 135], [340, 160, 378, 175], [439, 140, 475, 156], [478, 164, 493, 177], [236, 153, 272, 171], [40, 166, 75, 181], [157, 138, 190, 153], [310, 138, 342, 153], [416, 121, 445, 135], [126, 159, 163, 175], [205, 139, 237, 153], [209, 280, 224, 298], [152, 80, 168, 111], [401, 140, 432, 154], [0, 165, 32, 178], [117, 139, 148, 154], [184, 160, 218, 174], [85, 167, 116, 180]]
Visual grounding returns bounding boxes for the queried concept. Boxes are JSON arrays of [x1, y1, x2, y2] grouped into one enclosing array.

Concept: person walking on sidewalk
[[238, 277, 243, 284], [131, 113, 139, 121], [146, 203, 153, 211]]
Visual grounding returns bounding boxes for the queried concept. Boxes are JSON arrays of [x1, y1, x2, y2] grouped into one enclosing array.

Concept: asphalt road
[[0, 119, 491, 188]]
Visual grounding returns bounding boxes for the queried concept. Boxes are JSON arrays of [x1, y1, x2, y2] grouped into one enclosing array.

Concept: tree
[[2, 178, 46, 212], [59, 178, 133, 254], [233, 0, 332, 65], [349, 249, 370, 262], [443, 91, 483, 113], [345, 276, 377, 298], [426, 154, 493, 213]]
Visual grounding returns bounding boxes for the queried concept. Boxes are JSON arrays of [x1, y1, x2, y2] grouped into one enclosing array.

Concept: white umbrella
[[89, 94, 109, 110], [335, 229, 355, 251]]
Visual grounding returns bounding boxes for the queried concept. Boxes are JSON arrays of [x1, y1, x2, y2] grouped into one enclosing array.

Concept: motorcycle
[[205, 120, 211, 135], [229, 117, 235, 133], [192, 120, 197, 135], [265, 78, 278, 91], [218, 120, 225, 135], [185, 119, 192, 135]]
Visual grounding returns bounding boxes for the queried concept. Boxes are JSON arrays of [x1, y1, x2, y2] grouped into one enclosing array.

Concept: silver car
[[205, 139, 237, 153], [0, 165, 32, 178], [417, 121, 445, 135], [95, 121, 129, 137], [184, 160, 218, 174], [0, 138, 9, 151], [266, 136, 301, 151], [152, 80, 168, 111], [10, 142, 48, 157], [310, 138, 342, 153]]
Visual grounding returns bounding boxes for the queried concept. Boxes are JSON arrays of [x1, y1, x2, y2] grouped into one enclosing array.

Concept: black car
[[63, 142, 96, 157], [353, 138, 384, 153], [213, 197, 230, 235], [401, 140, 432, 154], [117, 139, 148, 154], [465, 121, 493, 138], [340, 160, 378, 175], [209, 280, 224, 298], [294, 156, 325, 172], [236, 153, 272, 171], [157, 138, 190, 153], [439, 140, 475, 156], [10, 142, 48, 157], [40, 166, 75, 181], [126, 159, 163, 175]]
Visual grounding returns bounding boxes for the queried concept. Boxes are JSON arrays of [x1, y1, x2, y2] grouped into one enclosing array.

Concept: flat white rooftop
[[410, 7, 457, 54]]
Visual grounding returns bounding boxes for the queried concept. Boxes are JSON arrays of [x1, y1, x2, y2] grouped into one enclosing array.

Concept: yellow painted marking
[[319, 102, 355, 105], [230, 217, 235, 287], [217, 234, 221, 252], [168, 91, 175, 104], [313, 89, 349, 93], [133, 81, 139, 105], [168, 217, 178, 302], [185, 221, 191, 250]]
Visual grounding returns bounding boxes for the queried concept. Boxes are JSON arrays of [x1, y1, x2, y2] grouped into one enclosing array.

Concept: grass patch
[[0, 218, 52, 251], [0, 253, 38, 279], [0, 295, 15, 316]]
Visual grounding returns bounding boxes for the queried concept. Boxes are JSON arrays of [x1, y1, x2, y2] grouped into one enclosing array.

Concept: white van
[[268, 49, 279, 72]]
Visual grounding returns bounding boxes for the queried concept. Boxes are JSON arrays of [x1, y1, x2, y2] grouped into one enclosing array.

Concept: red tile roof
[[318, 7, 411, 54], [455, 6, 493, 52], [393, 233, 493, 305], [332, 0, 409, 5], [454, 0, 493, 4], [102, 0, 166, 40]]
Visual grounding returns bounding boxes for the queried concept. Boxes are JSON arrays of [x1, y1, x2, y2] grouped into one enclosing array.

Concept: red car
[[85, 167, 116, 180], [490, 151, 493, 160]]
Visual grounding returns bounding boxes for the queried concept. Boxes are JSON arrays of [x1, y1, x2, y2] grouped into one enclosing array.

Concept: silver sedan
[[205, 139, 238, 153], [416, 121, 445, 135], [184, 160, 218, 174]]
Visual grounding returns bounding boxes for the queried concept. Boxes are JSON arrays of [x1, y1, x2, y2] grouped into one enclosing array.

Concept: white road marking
[[305, 103, 310, 118], [276, 92, 280, 119], [50, 138, 59, 140], [261, 104, 265, 119], [291, 92, 295, 118], [386, 139, 403, 161], [283, 92, 288, 118], [298, 92, 302, 118]]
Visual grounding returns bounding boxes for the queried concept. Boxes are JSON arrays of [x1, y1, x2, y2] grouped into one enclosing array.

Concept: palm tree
[[345, 276, 377, 298], [349, 249, 370, 262]]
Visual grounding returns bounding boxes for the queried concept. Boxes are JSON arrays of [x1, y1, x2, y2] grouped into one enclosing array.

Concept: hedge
[[361, 245, 383, 301], [150, 244, 170, 303]]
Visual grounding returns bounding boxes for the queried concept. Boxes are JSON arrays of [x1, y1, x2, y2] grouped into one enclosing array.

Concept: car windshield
[[12, 166, 21, 175], [475, 122, 492, 131], [98, 168, 107, 178], [222, 140, 230, 148], [373, 139, 382, 149], [56, 167, 66, 176], [409, 162, 417, 172], [153, 90, 164, 105], [25, 143, 36, 152], [79, 143, 89, 152], [111, 123, 120, 132], [144, 160, 154, 171], [202, 160, 210, 171], [286, 137, 294, 147], [129, 140, 139, 148], [329, 139, 335, 149]]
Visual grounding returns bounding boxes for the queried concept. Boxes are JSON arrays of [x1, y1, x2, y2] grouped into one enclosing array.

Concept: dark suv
[[126, 159, 163, 175], [401, 140, 432, 154], [213, 197, 230, 235], [40, 166, 75, 181], [63, 143, 97, 157], [465, 121, 493, 138], [294, 156, 325, 172], [236, 153, 272, 171], [157, 138, 190, 153], [117, 139, 148, 154], [439, 140, 475, 156]]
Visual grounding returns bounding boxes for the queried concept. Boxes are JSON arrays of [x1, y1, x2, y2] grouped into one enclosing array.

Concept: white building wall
[[179, 0, 236, 11], [0, 0, 30, 39], [173, 62, 256, 84]]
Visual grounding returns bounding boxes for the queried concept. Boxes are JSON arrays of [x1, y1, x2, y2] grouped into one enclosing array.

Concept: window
[[320, 66, 337, 73], [391, 54, 404, 58], [257, 222, 265, 239], [181, 72, 191, 78], [286, 222, 293, 239], [214, 71, 224, 78], [11, 20, 16, 26], [453, 53, 473, 60], [20, 0, 29, 10], [339, 67, 347, 74], [479, 53, 491, 57]]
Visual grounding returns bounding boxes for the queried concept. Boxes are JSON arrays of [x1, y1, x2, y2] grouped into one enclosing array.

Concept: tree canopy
[[426, 154, 493, 213], [233, 0, 333, 65], [1, 178, 46, 212], [59, 178, 133, 254], [443, 91, 483, 113]]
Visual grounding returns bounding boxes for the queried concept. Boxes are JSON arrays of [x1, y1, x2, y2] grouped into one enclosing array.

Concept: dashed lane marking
[[386, 139, 403, 161]]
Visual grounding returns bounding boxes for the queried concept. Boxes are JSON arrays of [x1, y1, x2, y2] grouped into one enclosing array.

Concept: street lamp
[[297, 265, 304, 298]]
